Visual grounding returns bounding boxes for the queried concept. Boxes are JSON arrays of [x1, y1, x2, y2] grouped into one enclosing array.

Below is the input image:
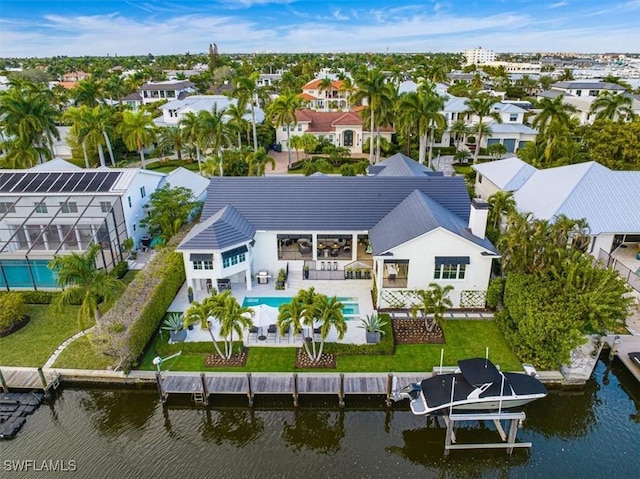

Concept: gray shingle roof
[[371, 153, 443, 177], [199, 176, 471, 232], [552, 81, 626, 91], [179, 205, 255, 250], [369, 190, 495, 255]]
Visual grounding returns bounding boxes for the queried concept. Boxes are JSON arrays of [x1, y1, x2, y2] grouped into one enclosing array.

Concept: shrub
[[485, 277, 505, 309], [0, 290, 56, 304], [0, 292, 27, 334], [324, 314, 394, 356], [113, 261, 129, 279]]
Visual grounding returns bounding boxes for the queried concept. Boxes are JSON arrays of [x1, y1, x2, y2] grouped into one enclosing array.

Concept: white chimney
[[469, 198, 489, 238]]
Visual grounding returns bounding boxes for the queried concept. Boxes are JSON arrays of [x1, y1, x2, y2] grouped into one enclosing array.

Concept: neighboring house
[[368, 153, 444, 177], [275, 109, 393, 154], [155, 95, 264, 127], [256, 72, 283, 88], [472, 158, 640, 258], [549, 81, 627, 98], [62, 71, 90, 82], [177, 175, 497, 309], [159, 167, 209, 204], [299, 79, 352, 111], [437, 96, 538, 153], [121, 80, 197, 110], [463, 47, 496, 65], [0, 161, 208, 290]]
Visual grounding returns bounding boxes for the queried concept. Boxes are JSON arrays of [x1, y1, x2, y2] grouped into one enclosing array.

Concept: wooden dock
[[0, 367, 60, 394], [606, 335, 640, 383], [157, 372, 430, 406]]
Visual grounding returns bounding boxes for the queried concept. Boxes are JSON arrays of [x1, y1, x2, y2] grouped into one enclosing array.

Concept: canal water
[[3, 358, 640, 478]]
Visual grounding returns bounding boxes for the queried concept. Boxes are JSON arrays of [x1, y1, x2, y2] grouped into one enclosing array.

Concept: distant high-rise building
[[463, 47, 496, 66]]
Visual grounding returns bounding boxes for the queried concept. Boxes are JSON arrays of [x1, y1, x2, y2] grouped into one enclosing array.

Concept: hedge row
[[0, 290, 82, 305]]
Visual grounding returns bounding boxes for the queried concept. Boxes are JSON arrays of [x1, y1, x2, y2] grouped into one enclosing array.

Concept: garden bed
[[392, 318, 444, 344], [205, 348, 248, 367], [295, 348, 336, 369], [0, 315, 30, 338]]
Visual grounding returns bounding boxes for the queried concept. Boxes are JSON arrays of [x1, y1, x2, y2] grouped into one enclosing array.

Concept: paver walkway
[[43, 326, 95, 368]]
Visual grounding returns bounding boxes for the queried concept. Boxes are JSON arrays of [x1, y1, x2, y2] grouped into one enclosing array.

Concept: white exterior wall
[[122, 171, 165, 249], [376, 228, 494, 308], [591, 233, 615, 257], [474, 175, 501, 200]]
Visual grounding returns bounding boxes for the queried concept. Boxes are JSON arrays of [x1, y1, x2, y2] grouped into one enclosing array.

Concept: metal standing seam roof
[[488, 123, 538, 135], [179, 205, 255, 250], [194, 176, 471, 235], [513, 162, 640, 234], [551, 81, 626, 91], [371, 153, 442, 177], [160, 167, 210, 199], [472, 157, 538, 191], [369, 190, 496, 255]]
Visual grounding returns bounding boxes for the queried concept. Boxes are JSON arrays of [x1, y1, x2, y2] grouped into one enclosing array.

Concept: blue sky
[[1, 0, 639, 57]]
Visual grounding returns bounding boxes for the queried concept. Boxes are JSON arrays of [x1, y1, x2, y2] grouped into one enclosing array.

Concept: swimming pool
[[242, 296, 360, 317]]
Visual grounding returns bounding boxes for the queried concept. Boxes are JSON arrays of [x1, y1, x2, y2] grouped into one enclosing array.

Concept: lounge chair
[[267, 324, 278, 342], [248, 326, 259, 342]]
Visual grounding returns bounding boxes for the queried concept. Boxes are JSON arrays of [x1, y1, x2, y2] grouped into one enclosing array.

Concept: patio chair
[[267, 324, 278, 342], [248, 326, 259, 342]]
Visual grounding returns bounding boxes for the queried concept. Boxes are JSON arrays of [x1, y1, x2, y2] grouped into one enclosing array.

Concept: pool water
[[242, 296, 360, 317]]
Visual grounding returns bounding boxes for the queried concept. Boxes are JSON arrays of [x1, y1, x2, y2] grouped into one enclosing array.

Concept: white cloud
[[549, 1, 568, 8]]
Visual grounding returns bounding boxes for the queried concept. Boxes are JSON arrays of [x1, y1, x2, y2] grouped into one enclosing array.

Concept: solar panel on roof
[[60, 173, 85, 192], [86, 172, 108, 191], [34, 173, 59, 192], [50, 174, 71, 192], [97, 172, 120, 191], [0, 173, 21, 192], [74, 172, 97, 192]]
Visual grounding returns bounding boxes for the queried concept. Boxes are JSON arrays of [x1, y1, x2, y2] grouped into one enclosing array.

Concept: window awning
[[190, 253, 213, 262], [383, 259, 409, 264], [221, 245, 248, 261], [435, 256, 470, 266]]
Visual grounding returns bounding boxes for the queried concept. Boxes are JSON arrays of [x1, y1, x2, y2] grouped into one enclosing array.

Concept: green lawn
[[53, 335, 114, 370], [138, 320, 521, 373], [0, 305, 82, 367]]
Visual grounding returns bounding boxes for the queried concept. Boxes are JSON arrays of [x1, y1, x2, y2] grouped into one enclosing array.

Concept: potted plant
[[303, 264, 310, 279], [161, 313, 187, 343], [275, 268, 286, 290], [122, 237, 134, 259], [187, 286, 194, 303], [358, 313, 388, 344], [636, 247, 640, 260], [355, 268, 362, 279], [364, 269, 371, 280], [345, 267, 352, 279]]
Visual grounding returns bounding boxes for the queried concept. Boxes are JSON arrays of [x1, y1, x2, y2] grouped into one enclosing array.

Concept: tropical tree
[[196, 105, 233, 176], [212, 290, 254, 360], [589, 91, 635, 121], [464, 93, 502, 163], [247, 147, 276, 176], [63, 105, 116, 167], [351, 69, 394, 164], [313, 295, 347, 359], [140, 184, 202, 240], [49, 243, 125, 329], [71, 78, 104, 107], [278, 295, 312, 358], [449, 119, 471, 150], [411, 283, 453, 333], [268, 92, 300, 168], [487, 142, 507, 160], [184, 295, 226, 359], [225, 102, 249, 149], [487, 191, 516, 231], [231, 72, 267, 151], [532, 96, 577, 137], [180, 112, 205, 174], [158, 126, 185, 161], [118, 110, 157, 169]]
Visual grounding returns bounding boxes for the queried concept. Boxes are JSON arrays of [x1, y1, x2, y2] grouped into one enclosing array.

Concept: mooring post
[[506, 418, 519, 455], [444, 415, 453, 457], [37, 368, 49, 397], [338, 373, 345, 407], [155, 371, 166, 403], [386, 373, 394, 406], [0, 368, 8, 393], [247, 373, 254, 406], [200, 373, 209, 406], [609, 335, 620, 360], [293, 373, 299, 407]]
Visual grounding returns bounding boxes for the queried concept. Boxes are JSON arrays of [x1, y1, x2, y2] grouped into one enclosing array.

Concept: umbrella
[[245, 304, 280, 328]]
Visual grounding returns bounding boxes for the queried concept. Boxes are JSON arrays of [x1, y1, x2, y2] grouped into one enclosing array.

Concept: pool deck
[[167, 270, 374, 345]]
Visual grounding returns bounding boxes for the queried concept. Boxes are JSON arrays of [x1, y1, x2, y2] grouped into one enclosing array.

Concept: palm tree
[[197, 106, 233, 176], [0, 138, 44, 168], [449, 118, 471, 151], [118, 110, 157, 169], [158, 126, 185, 161], [532, 96, 577, 136], [412, 283, 453, 334], [247, 147, 276, 176], [64, 105, 115, 167], [487, 191, 516, 231], [351, 69, 394, 164], [278, 296, 313, 360], [72, 78, 104, 107], [268, 92, 300, 168], [312, 295, 347, 360], [180, 112, 204, 173], [225, 102, 248, 149], [318, 77, 333, 104], [464, 93, 502, 163], [184, 295, 226, 359], [589, 92, 635, 121], [231, 73, 264, 151], [48, 243, 124, 329], [212, 291, 254, 360]]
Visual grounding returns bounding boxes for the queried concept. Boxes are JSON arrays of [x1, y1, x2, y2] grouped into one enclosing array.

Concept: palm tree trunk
[[218, 150, 224, 177], [97, 144, 106, 167], [473, 124, 482, 164], [81, 140, 90, 168], [317, 338, 325, 360], [428, 128, 435, 170], [207, 325, 225, 359], [418, 135, 427, 164], [196, 146, 203, 176], [376, 125, 381, 163], [251, 103, 258, 152], [139, 147, 146, 169], [103, 131, 115, 166], [286, 128, 293, 168], [237, 131, 242, 149], [369, 108, 375, 164]]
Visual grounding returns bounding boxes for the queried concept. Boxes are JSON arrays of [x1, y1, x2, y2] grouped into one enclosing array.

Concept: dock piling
[[155, 371, 166, 402], [247, 373, 254, 406], [0, 368, 8, 393], [200, 373, 209, 406], [36, 368, 49, 397], [338, 373, 345, 407], [293, 373, 299, 407], [385, 373, 394, 406]]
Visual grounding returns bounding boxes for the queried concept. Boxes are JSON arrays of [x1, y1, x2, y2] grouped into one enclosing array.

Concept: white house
[[177, 174, 498, 309], [154, 95, 264, 127], [275, 109, 393, 155], [299, 78, 353, 112], [0, 161, 208, 290], [472, 158, 640, 259], [121, 80, 197, 110]]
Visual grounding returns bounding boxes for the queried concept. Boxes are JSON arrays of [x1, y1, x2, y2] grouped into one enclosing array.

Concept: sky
[[1, 0, 639, 57]]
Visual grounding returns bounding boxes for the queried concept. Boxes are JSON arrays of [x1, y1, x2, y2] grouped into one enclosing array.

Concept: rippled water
[[3, 358, 640, 478]]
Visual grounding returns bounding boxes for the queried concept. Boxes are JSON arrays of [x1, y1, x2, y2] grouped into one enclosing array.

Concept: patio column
[[351, 234, 357, 261], [312, 233, 318, 261], [245, 268, 252, 291]]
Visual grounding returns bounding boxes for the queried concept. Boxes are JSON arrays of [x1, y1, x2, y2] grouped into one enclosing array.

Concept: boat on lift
[[392, 358, 547, 415]]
